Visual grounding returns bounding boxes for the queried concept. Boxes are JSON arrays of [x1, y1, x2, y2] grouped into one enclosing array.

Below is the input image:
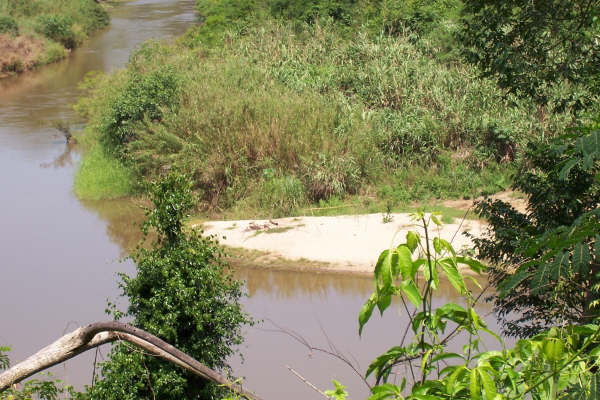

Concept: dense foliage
[[74, 0, 588, 218], [88, 173, 251, 400], [355, 216, 600, 399], [459, 0, 600, 112], [471, 124, 600, 337]]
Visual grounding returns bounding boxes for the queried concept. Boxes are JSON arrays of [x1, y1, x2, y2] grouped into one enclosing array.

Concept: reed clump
[[75, 15, 587, 217]]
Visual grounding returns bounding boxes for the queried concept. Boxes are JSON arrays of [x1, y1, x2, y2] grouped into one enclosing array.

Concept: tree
[[459, 0, 600, 112], [89, 173, 252, 400], [471, 123, 600, 337]]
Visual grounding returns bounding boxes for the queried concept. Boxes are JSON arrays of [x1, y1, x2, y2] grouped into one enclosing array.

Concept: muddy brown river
[[0, 1, 505, 398]]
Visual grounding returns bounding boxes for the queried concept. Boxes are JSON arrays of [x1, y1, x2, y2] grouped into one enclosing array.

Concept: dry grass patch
[[0, 34, 43, 76]]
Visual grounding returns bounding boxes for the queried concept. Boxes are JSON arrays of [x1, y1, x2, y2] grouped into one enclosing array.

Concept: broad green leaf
[[542, 338, 565, 364], [381, 250, 394, 289], [406, 231, 420, 253], [436, 303, 468, 327], [431, 214, 442, 226], [400, 279, 422, 307], [412, 259, 425, 278], [446, 365, 467, 395], [433, 237, 443, 254], [396, 245, 414, 280], [456, 256, 487, 274], [369, 383, 402, 400], [436, 238, 456, 257], [477, 368, 497, 400], [377, 292, 392, 315], [359, 293, 376, 336], [440, 258, 466, 295], [470, 368, 481, 400], [374, 250, 389, 281]]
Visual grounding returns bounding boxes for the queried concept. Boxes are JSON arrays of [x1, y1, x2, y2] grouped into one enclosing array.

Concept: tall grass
[[75, 18, 584, 216]]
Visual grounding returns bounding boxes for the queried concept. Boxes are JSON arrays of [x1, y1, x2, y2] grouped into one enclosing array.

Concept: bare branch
[[0, 321, 262, 400]]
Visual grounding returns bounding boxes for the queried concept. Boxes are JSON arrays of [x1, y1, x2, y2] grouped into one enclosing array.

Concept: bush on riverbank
[[74, 2, 591, 217], [0, 0, 109, 75]]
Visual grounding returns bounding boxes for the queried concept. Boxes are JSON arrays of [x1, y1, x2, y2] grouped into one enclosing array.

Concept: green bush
[[101, 65, 182, 153], [35, 14, 76, 48], [89, 173, 252, 399], [0, 15, 18, 36]]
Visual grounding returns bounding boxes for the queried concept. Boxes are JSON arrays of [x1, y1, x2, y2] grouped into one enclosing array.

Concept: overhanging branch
[[0, 321, 262, 400]]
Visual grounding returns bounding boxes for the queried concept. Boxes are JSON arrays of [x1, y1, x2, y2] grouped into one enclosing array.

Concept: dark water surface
[[0, 2, 505, 399]]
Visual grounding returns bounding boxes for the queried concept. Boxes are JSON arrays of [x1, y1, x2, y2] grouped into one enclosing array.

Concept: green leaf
[[369, 383, 402, 400], [400, 279, 422, 307], [470, 368, 481, 400], [440, 258, 466, 295], [542, 338, 565, 364], [498, 267, 529, 298], [421, 348, 434, 376], [573, 241, 591, 275], [437, 238, 456, 257], [477, 368, 497, 400], [559, 158, 579, 181], [431, 214, 442, 226], [446, 365, 467, 395], [406, 231, 420, 253], [377, 292, 392, 315], [456, 256, 487, 274], [359, 293, 377, 336], [381, 250, 394, 289], [433, 237, 443, 254], [396, 246, 414, 280], [551, 251, 570, 281], [531, 261, 552, 295], [374, 250, 389, 287]]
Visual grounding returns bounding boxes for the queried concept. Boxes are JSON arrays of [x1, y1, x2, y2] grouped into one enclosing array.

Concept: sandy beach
[[195, 213, 487, 274]]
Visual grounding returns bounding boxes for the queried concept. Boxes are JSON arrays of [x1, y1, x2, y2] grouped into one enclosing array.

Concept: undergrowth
[[74, 4, 591, 218]]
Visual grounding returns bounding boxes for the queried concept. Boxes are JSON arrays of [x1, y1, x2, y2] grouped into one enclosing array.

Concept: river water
[[0, 1, 503, 399]]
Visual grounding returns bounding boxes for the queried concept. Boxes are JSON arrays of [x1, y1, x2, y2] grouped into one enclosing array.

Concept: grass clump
[[0, 0, 109, 74], [74, 146, 135, 200]]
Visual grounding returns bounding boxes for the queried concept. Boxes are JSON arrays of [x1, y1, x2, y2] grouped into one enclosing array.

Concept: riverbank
[[194, 212, 486, 274], [0, 0, 109, 77], [72, 0, 579, 217]]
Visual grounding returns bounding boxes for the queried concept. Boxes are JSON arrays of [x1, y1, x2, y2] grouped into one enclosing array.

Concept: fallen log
[[0, 321, 262, 400]]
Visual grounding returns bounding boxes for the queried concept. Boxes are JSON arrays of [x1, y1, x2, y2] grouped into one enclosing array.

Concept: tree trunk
[[0, 321, 262, 400]]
